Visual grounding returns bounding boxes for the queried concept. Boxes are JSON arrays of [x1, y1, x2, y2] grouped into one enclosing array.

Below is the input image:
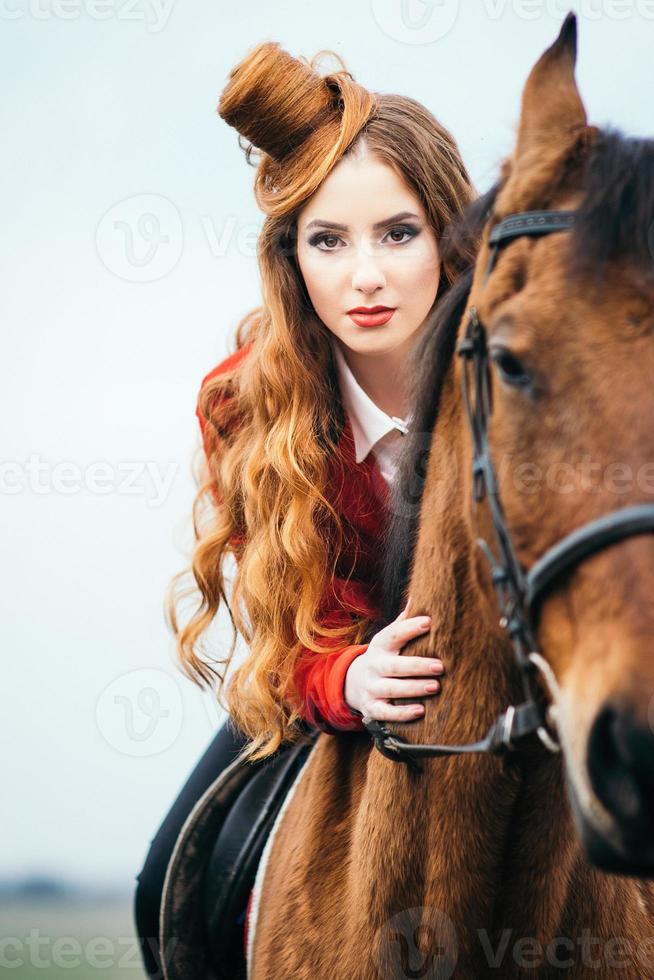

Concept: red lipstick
[[347, 306, 396, 328]]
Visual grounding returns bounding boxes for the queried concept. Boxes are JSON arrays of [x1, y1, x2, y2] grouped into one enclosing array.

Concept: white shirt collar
[[330, 336, 413, 464]]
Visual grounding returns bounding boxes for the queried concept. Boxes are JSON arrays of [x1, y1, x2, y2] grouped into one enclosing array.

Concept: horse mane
[[570, 127, 654, 283], [374, 125, 654, 633]]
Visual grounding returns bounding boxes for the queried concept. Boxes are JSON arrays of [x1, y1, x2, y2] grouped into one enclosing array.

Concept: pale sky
[[2, 0, 652, 889]]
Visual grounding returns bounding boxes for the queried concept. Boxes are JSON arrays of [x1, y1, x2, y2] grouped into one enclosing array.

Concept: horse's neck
[[372, 386, 585, 970], [416, 563, 572, 959]]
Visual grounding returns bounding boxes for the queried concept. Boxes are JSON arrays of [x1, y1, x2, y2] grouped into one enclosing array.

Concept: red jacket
[[195, 341, 390, 734]]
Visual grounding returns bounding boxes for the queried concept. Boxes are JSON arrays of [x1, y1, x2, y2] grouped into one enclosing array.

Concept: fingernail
[[419, 619, 431, 630], [430, 662, 443, 673]]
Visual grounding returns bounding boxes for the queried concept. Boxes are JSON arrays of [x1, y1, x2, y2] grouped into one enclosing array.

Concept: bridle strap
[[527, 503, 654, 612], [363, 702, 543, 775], [484, 210, 577, 282], [489, 210, 578, 245]]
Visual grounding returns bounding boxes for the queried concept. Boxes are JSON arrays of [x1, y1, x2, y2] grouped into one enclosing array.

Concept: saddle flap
[[159, 724, 319, 980], [203, 731, 319, 977]]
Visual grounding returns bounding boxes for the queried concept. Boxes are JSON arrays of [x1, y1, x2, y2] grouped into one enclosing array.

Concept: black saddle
[[159, 722, 320, 980]]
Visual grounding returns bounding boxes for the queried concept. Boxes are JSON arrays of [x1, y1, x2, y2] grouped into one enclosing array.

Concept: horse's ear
[[513, 12, 587, 165]]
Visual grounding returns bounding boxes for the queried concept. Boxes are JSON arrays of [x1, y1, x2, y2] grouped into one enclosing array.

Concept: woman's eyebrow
[[303, 210, 420, 232]]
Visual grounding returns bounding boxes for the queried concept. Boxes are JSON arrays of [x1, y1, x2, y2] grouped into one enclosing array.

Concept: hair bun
[[217, 41, 340, 163], [218, 42, 376, 214]]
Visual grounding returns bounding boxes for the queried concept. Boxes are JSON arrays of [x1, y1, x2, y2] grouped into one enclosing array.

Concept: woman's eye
[[490, 347, 532, 388], [309, 225, 418, 251], [314, 234, 342, 250], [387, 227, 414, 244]]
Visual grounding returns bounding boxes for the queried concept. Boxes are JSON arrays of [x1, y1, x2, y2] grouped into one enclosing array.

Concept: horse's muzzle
[[582, 698, 654, 875]]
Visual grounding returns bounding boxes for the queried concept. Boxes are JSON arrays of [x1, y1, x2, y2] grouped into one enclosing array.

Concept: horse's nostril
[[587, 702, 654, 829]]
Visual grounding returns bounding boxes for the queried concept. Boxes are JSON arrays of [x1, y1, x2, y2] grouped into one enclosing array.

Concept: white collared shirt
[[330, 337, 413, 487]]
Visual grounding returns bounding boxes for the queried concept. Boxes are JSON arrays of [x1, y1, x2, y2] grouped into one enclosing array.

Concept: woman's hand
[[344, 597, 445, 722]]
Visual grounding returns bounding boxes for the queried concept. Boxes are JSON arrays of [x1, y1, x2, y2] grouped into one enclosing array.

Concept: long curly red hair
[[165, 41, 476, 762]]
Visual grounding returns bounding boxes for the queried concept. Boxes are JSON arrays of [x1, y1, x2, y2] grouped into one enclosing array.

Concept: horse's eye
[[490, 347, 532, 389]]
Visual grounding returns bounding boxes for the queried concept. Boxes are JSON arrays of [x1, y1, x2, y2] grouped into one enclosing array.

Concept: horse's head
[[465, 13, 654, 874]]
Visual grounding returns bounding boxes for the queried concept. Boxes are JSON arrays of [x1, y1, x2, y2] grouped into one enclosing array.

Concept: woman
[[134, 39, 476, 978]]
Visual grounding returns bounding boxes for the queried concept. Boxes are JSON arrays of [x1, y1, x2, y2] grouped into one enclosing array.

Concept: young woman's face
[[295, 149, 441, 359]]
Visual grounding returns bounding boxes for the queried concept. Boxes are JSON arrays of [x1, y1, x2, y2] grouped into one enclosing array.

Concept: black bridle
[[364, 209, 654, 773]]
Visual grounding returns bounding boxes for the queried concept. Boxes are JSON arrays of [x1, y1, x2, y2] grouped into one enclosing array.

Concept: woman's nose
[[350, 257, 387, 293]]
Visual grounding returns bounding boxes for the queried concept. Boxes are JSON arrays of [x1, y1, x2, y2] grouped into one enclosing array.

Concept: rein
[[364, 209, 654, 773]]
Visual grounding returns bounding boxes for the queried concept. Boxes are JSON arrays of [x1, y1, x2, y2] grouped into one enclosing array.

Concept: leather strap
[[526, 503, 654, 611], [484, 210, 577, 282], [489, 210, 577, 245]]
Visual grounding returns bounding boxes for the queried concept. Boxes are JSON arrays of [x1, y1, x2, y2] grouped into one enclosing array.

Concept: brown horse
[[249, 14, 654, 978]]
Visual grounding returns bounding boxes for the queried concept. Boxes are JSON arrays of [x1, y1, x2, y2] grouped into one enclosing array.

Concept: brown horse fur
[[250, 15, 654, 978]]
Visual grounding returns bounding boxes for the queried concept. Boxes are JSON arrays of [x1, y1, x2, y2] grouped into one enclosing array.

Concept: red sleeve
[[293, 638, 368, 733], [195, 349, 369, 735], [291, 573, 375, 734]]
